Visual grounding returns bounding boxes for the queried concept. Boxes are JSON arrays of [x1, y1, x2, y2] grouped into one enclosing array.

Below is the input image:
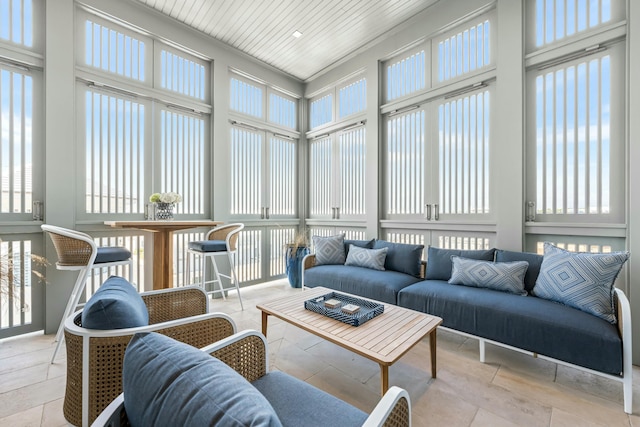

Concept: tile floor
[[1, 279, 639, 426]]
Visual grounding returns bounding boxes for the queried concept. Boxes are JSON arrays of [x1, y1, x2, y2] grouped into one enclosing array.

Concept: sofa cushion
[[313, 234, 346, 265], [123, 332, 282, 427], [448, 256, 528, 296], [252, 371, 367, 427], [304, 264, 421, 304], [425, 247, 496, 281], [345, 245, 388, 270], [495, 249, 543, 293], [81, 276, 148, 330], [533, 242, 629, 323], [344, 238, 375, 256], [372, 240, 424, 277], [398, 280, 623, 375]]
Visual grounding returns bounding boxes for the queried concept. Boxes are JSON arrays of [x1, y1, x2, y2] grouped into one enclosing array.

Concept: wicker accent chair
[[184, 223, 244, 309], [42, 224, 133, 363], [92, 330, 412, 427], [64, 286, 236, 427]]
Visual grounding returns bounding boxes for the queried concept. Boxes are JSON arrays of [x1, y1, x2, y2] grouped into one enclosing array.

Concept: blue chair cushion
[[397, 280, 623, 375], [495, 249, 543, 293], [425, 246, 496, 280], [252, 371, 367, 427], [123, 332, 282, 427], [372, 240, 424, 277], [81, 276, 148, 329], [95, 246, 131, 264], [188, 239, 227, 252], [304, 264, 421, 304]]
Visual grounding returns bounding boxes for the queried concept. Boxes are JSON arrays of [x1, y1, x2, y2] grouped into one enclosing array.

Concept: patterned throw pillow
[[345, 245, 388, 271], [533, 242, 630, 323], [313, 234, 346, 265], [448, 256, 529, 295]]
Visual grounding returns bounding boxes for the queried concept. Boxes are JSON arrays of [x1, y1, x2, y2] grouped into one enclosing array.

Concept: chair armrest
[[202, 330, 268, 382], [90, 393, 126, 427], [142, 286, 209, 323], [302, 253, 316, 270], [362, 386, 411, 427]]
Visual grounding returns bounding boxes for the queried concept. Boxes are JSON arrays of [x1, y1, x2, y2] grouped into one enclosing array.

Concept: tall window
[[437, 19, 491, 82], [309, 93, 333, 129], [385, 50, 426, 102], [230, 76, 263, 118], [534, 0, 612, 47]]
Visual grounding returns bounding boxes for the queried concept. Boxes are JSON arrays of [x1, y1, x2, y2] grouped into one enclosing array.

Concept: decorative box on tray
[[304, 292, 384, 326]]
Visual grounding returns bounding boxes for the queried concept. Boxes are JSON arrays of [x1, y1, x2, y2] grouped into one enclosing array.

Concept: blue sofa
[[302, 243, 633, 414]]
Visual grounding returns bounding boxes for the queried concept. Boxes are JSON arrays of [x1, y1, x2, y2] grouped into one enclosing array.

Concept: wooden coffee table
[[256, 287, 443, 395]]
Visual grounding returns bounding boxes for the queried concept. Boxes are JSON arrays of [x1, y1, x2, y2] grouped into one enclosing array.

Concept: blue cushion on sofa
[[495, 249, 543, 293], [372, 240, 424, 277], [252, 371, 367, 427], [304, 264, 421, 304], [81, 276, 148, 329], [123, 332, 282, 427], [425, 247, 496, 280], [344, 238, 375, 256], [397, 280, 623, 375]]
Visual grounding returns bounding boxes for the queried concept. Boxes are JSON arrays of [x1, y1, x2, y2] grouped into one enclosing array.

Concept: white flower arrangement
[[149, 192, 183, 204]]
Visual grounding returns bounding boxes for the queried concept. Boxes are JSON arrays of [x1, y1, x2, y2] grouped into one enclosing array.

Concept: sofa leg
[[479, 340, 485, 363], [624, 375, 633, 414]]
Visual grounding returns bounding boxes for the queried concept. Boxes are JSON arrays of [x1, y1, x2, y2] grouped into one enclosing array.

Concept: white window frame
[[382, 43, 430, 104], [154, 42, 210, 104]]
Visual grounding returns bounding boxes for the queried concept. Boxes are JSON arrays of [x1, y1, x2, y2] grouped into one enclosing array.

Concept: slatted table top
[[257, 287, 442, 366]]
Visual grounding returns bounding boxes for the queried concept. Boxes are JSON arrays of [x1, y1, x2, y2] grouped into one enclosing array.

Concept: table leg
[[430, 329, 437, 378], [261, 312, 269, 337], [380, 364, 389, 396], [152, 230, 174, 289]]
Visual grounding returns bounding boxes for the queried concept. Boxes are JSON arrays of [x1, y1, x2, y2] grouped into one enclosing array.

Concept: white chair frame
[[42, 224, 133, 363]]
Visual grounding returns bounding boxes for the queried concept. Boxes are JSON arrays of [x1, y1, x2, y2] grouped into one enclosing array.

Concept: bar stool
[[184, 223, 244, 310], [42, 224, 133, 363]]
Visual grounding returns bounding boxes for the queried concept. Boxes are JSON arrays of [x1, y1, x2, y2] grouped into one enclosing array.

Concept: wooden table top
[[257, 287, 442, 366], [104, 219, 222, 231]]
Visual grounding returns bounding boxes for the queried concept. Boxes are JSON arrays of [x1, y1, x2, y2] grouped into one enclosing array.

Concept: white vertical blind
[[160, 49, 205, 100], [230, 77, 263, 118], [437, 20, 490, 82], [339, 127, 365, 216], [309, 136, 333, 216], [309, 93, 333, 129], [386, 50, 426, 101], [85, 90, 145, 214], [269, 92, 296, 128], [84, 20, 146, 82], [0, 0, 32, 47], [386, 232, 426, 248], [270, 227, 295, 276], [534, 55, 610, 215], [338, 78, 366, 119], [269, 136, 296, 216], [231, 127, 262, 215], [386, 110, 425, 215], [438, 91, 490, 215], [535, 0, 612, 47], [237, 229, 261, 282], [437, 235, 490, 250], [86, 235, 142, 296], [0, 67, 32, 214], [0, 239, 34, 329], [160, 109, 205, 214]]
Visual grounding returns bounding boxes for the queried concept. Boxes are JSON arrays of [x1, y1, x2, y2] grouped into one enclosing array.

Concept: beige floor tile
[[41, 398, 67, 427], [410, 378, 478, 426], [0, 375, 65, 419], [305, 365, 382, 413], [271, 338, 328, 381], [549, 407, 613, 427], [0, 405, 44, 427], [470, 408, 522, 427], [555, 364, 622, 404]]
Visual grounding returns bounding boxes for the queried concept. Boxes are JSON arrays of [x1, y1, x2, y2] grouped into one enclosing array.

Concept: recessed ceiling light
[[292, 30, 302, 38]]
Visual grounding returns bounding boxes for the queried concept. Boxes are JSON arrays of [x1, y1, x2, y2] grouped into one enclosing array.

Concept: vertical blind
[[535, 0, 611, 47], [309, 136, 333, 216], [230, 127, 262, 215], [386, 50, 425, 102], [160, 50, 205, 100], [269, 136, 296, 216], [437, 20, 490, 82], [339, 127, 365, 216]]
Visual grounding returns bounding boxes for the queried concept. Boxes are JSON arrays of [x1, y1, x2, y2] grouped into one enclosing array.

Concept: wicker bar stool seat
[[185, 223, 244, 310], [42, 224, 133, 363]]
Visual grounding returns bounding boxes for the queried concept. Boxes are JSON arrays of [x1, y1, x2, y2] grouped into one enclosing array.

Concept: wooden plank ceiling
[[132, 0, 439, 81]]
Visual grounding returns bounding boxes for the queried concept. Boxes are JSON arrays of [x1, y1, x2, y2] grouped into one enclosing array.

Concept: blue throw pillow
[[448, 256, 529, 295], [81, 276, 148, 329], [532, 242, 629, 323], [425, 247, 496, 281], [345, 245, 388, 271], [344, 238, 375, 256], [495, 249, 544, 293], [372, 240, 424, 277], [313, 234, 346, 265], [123, 332, 282, 427]]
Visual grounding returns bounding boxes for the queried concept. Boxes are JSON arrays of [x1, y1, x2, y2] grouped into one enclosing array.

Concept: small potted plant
[[284, 231, 309, 288], [149, 192, 182, 220]]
